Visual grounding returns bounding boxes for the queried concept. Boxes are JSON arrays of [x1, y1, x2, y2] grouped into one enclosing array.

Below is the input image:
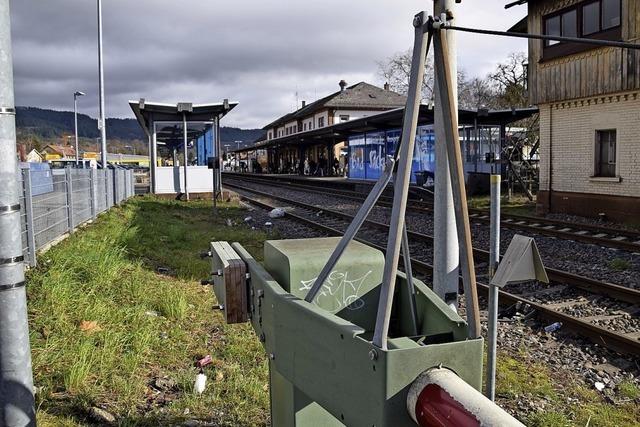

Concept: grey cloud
[[9, 0, 527, 128]]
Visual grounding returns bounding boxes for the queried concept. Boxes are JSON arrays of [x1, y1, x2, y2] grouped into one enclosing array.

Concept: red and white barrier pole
[[407, 368, 525, 427]]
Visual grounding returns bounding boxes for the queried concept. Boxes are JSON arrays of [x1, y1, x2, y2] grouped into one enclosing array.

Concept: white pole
[[183, 112, 189, 200], [433, 0, 459, 312], [486, 171, 501, 400], [97, 0, 107, 168], [74, 94, 79, 166]]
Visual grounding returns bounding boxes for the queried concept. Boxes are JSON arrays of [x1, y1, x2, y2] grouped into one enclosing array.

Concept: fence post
[[113, 168, 119, 205], [65, 167, 74, 233], [90, 168, 97, 219], [22, 167, 36, 267]]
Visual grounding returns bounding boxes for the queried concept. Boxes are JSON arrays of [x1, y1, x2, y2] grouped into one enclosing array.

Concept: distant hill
[[15, 107, 265, 145]]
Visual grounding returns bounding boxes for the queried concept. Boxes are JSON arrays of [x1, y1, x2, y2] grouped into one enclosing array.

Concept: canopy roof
[[234, 104, 539, 153], [129, 99, 238, 138]]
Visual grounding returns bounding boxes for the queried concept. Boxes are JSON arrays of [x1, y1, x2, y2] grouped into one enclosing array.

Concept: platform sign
[[348, 134, 366, 179], [197, 127, 215, 166], [365, 131, 386, 180]]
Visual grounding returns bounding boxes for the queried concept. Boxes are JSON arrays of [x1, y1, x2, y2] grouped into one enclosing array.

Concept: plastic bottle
[[544, 322, 562, 333]]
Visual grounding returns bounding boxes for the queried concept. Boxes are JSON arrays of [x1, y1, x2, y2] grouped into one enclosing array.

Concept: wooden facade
[[528, 0, 640, 105]]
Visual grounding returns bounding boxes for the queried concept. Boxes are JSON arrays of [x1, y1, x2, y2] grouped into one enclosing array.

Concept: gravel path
[[227, 179, 640, 289]]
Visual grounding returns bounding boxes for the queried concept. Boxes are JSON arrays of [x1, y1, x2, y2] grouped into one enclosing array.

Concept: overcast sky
[[9, 0, 526, 129]]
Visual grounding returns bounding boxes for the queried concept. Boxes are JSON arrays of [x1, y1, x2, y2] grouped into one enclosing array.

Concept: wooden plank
[[211, 241, 248, 324]]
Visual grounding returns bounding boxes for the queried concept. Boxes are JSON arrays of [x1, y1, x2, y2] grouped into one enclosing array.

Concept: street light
[[74, 91, 85, 166]]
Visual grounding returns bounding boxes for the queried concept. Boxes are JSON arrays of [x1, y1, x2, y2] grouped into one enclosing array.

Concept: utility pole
[[74, 91, 85, 167], [97, 0, 107, 168], [0, 1, 36, 425], [433, 0, 459, 312]]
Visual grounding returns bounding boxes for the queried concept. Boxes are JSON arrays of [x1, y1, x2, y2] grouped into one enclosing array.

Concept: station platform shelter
[[130, 99, 237, 198], [231, 105, 538, 188]]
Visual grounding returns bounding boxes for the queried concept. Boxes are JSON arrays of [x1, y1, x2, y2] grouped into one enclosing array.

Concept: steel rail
[[225, 181, 640, 305], [229, 186, 640, 356], [224, 174, 640, 253]]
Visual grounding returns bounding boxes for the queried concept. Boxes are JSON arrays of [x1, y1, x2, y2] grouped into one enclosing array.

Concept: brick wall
[[538, 91, 640, 198]]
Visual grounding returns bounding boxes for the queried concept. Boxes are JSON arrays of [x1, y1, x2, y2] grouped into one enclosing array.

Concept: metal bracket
[[0, 281, 25, 291], [0, 107, 16, 115], [0, 204, 21, 213], [0, 255, 24, 265]]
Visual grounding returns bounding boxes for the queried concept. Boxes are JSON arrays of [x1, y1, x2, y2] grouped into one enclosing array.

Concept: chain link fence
[[19, 166, 135, 267]]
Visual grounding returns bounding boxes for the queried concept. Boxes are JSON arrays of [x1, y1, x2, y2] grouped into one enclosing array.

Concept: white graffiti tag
[[300, 270, 372, 311]]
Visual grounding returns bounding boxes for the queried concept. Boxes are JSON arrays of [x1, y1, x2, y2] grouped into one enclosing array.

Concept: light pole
[[73, 91, 85, 166], [97, 0, 107, 168]]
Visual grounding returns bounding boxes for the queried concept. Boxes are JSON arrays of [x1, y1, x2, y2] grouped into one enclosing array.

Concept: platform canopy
[[128, 98, 238, 198]]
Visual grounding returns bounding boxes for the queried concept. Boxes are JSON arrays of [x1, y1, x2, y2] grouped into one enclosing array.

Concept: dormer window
[[542, 0, 621, 60]]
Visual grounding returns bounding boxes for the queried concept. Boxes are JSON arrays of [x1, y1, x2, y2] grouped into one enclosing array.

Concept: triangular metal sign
[[490, 234, 549, 288]]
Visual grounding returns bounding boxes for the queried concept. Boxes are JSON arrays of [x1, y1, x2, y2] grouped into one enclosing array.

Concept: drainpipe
[[0, 1, 36, 425], [548, 104, 553, 212]]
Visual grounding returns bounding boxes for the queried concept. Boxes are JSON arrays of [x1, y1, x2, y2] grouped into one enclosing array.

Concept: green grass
[[608, 258, 632, 271], [495, 351, 640, 427], [30, 196, 273, 426], [468, 194, 536, 216]]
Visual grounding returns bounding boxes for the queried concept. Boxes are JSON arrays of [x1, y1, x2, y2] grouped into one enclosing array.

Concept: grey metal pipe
[[97, 0, 107, 169], [372, 12, 429, 350], [0, 1, 36, 424], [74, 95, 79, 166], [486, 173, 501, 400], [432, 0, 459, 313]]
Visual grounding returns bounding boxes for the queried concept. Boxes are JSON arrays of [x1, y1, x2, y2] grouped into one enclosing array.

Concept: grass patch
[[468, 194, 536, 216], [495, 351, 640, 426], [608, 258, 631, 271], [30, 196, 274, 425]]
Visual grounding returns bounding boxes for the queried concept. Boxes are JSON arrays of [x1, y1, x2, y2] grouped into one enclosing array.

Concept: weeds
[[31, 196, 271, 425]]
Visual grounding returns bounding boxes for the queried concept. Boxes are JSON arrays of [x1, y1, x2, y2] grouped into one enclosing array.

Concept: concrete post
[[433, 0, 459, 312], [22, 168, 36, 267], [0, 1, 36, 423], [65, 167, 75, 233], [486, 172, 501, 400]]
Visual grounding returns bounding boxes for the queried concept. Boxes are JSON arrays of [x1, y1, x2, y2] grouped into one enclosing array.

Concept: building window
[[595, 129, 616, 177], [542, 0, 621, 59], [303, 123, 306, 131], [318, 117, 325, 128], [339, 114, 350, 122], [582, 1, 600, 35], [602, 0, 621, 29]]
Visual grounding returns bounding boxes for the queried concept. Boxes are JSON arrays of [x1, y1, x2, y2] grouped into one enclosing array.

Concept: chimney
[[301, 100, 306, 108], [384, 82, 390, 91], [339, 80, 347, 91]]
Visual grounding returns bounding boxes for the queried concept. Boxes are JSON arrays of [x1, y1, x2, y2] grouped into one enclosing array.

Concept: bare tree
[[377, 49, 435, 101], [489, 52, 528, 108]]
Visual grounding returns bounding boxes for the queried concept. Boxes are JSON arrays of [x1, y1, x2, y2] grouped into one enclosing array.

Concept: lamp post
[[97, 0, 107, 169], [73, 91, 85, 166]]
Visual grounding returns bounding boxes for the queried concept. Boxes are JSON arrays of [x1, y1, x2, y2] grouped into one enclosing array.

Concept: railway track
[[224, 181, 640, 356], [223, 173, 640, 253]]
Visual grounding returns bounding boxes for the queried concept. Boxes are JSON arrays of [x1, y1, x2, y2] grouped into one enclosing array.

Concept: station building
[[235, 104, 538, 191], [510, 0, 640, 221]]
